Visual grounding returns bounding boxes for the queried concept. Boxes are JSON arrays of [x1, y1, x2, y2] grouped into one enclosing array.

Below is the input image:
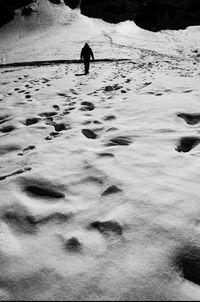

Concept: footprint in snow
[[106, 136, 133, 147], [24, 117, 41, 126], [80, 101, 95, 111], [82, 129, 97, 140], [177, 113, 200, 125], [18, 145, 35, 156], [176, 137, 200, 153]]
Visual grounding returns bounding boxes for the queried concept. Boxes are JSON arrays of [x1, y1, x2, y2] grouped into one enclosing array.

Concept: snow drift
[[0, 0, 200, 301]]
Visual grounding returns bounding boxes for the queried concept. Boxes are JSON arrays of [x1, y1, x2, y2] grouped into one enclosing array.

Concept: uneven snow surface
[[0, 0, 200, 301]]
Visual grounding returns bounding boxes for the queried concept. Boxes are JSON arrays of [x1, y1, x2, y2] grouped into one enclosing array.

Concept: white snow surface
[[0, 0, 200, 63], [0, 0, 200, 300]]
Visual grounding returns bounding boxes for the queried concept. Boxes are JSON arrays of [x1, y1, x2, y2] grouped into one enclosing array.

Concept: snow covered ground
[[0, 0, 200, 300]]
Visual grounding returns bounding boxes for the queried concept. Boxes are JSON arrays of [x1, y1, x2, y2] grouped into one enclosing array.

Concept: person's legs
[[83, 60, 86, 74], [84, 61, 90, 74], [87, 61, 90, 73]]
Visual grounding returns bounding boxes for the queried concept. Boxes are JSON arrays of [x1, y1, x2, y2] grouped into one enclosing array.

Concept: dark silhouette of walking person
[[80, 43, 94, 75]]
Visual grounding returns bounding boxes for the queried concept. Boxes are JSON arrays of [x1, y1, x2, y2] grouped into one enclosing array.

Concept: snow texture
[[0, 0, 200, 300]]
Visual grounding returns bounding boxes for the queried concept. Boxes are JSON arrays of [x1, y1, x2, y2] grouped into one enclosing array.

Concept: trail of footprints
[[14, 75, 52, 102], [2, 68, 200, 291], [2, 173, 200, 290], [0, 74, 147, 184], [78, 82, 133, 147], [176, 112, 200, 153], [0, 77, 128, 252], [1, 173, 124, 255], [1, 71, 198, 178]]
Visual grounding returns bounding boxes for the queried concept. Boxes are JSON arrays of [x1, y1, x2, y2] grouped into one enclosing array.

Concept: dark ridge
[[0, 59, 131, 69]]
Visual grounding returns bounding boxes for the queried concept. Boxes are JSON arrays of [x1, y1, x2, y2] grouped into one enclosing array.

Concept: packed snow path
[[0, 58, 130, 68], [0, 55, 200, 300]]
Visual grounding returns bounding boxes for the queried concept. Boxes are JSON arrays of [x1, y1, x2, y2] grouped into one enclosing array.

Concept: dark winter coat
[[80, 44, 94, 62]]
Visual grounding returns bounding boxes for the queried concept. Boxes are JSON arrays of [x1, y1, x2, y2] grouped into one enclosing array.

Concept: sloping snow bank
[[1, 0, 200, 64]]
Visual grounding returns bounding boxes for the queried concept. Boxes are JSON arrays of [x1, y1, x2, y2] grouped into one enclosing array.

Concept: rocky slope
[[0, 0, 57, 27], [0, 0, 200, 31], [80, 0, 200, 31]]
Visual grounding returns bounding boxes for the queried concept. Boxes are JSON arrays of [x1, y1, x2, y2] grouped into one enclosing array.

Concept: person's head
[[84, 43, 89, 48]]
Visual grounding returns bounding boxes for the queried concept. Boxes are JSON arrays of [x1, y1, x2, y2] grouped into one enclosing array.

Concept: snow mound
[[0, 47, 200, 301], [0, 0, 200, 64], [4, 0, 77, 32]]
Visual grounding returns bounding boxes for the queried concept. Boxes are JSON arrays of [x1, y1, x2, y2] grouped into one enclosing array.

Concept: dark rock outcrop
[[80, 0, 134, 24], [1, 0, 34, 10], [0, 0, 60, 27], [1, 0, 200, 31], [80, 0, 200, 31], [21, 6, 33, 16], [49, 0, 61, 4], [0, 2, 15, 27], [0, 0, 34, 27], [63, 0, 80, 9], [132, 0, 200, 31]]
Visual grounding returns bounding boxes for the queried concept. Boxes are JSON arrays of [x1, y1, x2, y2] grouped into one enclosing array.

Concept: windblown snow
[[0, 0, 200, 300]]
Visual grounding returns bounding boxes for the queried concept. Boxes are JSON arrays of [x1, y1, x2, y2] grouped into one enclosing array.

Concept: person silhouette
[[80, 43, 94, 75]]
